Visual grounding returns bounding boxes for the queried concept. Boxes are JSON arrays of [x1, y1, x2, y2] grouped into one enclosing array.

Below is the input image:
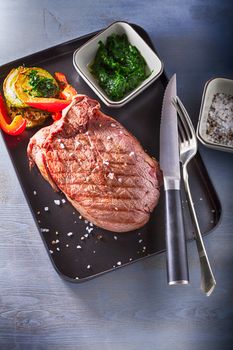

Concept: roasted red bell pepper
[[51, 111, 62, 121], [54, 72, 69, 89], [54, 72, 77, 100], [0, 94, 26, 136], [59, 85, 77, 100], [25, 97, 71, 113]]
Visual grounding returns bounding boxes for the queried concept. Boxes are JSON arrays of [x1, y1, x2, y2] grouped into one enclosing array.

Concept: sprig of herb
[[28, 70, 58, 98]]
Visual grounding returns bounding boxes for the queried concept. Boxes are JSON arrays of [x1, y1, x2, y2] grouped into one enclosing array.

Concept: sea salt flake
[[103, 159, 109, 166], [75, 277, 79, 280], [107, 172, 114, 180], [56, 247, 60, 252], [139, 239, 143, 243], [118, 178, 122, 183], [107, 136, 111, 140], [81, 236, 85, 240], [79, 215, 82, 219], [84, 220, 89, 224], [67, 232, 73, 237], [44, 207, 49, 211], [114, 235, 118, 240], [60, 143, 65, 149], [49, 250, 53, 254], [54, 200, 61, 205], [84, 233, 89, 238], [41, 228, 50, 233], [129, 151, 135, 157], [87, 265, 91, 269], [117, 261, 122, 266], [33, 190, 37, 195], [66, 244, 69, 248], [77, 245, 82, 249], [61, 199, 66, 204], [111, 123, 116, 127]]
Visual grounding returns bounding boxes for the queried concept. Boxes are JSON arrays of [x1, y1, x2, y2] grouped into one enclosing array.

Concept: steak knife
[[160, 74, 189, 285]]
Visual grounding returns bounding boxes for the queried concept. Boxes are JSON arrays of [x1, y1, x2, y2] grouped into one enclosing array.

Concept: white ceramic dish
[[197, 77, 233, 152], [73, 21, 163, 107]]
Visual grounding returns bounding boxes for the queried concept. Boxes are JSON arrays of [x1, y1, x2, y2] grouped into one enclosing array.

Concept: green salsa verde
[[90, 33, 150, 101], [28, 70, 59, 98]]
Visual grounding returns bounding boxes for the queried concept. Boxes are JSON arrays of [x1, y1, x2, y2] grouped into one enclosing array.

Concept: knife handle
[[165, 189, 189, 285]]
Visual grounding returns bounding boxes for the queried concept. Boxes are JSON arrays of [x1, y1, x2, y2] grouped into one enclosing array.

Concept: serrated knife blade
[[160, 74, 180, 187], [160, 74, 189, 285]]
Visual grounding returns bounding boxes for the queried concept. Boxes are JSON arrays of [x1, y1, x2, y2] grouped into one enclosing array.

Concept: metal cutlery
[[160, 75, 189, 285], [173, 96, 216, 296]]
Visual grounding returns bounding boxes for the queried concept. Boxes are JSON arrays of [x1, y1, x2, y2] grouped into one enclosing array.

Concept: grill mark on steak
[[28, 94, 161, 232]]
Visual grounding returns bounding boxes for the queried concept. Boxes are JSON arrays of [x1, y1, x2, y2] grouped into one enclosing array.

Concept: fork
[[173, 96, 216, 296]]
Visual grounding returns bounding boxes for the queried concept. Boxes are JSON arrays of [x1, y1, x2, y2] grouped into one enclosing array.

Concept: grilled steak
[[28, 95, 161, 232]]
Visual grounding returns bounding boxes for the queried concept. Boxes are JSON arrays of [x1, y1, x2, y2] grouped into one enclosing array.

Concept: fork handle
[[183, 166, 216, 296], [165, 189, 189, 285]]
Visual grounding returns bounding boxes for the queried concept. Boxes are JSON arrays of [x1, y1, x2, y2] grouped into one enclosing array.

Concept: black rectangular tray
[[0, 24, 221, 282]]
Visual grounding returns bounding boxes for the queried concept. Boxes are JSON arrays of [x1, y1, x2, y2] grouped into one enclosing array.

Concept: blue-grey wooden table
[[0, 1, 232, 349]]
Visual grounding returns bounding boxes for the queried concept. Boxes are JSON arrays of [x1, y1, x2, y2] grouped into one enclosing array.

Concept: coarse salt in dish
[[197, 77, 233, 152]]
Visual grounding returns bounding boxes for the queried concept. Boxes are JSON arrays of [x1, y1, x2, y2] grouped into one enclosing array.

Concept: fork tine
[[175, 101, 192, 140], [176, 96, 196, 140], [172, 98, 189, 142], [178, 118, 187, 143]]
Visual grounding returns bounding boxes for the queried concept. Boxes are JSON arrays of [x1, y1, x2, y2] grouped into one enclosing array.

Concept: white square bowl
[[73, 21, 163, 107], [197, 77, 233, 152]]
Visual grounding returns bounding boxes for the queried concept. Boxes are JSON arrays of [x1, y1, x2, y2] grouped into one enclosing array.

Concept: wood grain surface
[[0, 1, 233, 349]]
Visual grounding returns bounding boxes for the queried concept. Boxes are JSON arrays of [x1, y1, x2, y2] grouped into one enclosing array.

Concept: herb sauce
[[28, 70, 58, 98], [90, 34, 150, 101]]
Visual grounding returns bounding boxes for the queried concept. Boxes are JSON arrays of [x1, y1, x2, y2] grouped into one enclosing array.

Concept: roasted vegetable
[[0, 94, 26, 136], [3, 67, 26, 108], [8, 107, 50, 129], [54, 72, 77, 99], [3, 67, 76, 128], [14, 67, 59, 102], [25, 97, 71, 113], [51, 111, 62, 121], [4, 67, 59, 107]]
